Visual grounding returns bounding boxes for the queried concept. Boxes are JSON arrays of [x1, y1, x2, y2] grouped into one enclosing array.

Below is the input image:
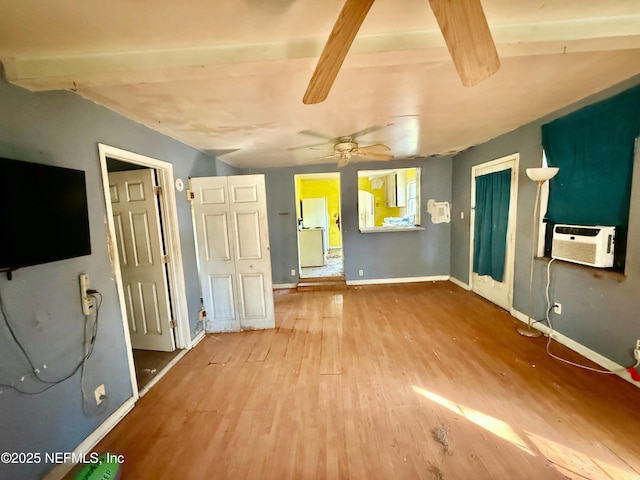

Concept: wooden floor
[[88, 282, 640, 479]]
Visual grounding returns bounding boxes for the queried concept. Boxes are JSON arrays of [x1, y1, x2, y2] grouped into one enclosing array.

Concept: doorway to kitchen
[[294, 173, 344, 279]]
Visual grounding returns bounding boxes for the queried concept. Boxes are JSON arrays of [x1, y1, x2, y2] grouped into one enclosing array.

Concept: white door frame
[[98, 144, 192, 398], [294, 172, 343, 277], [469, 153, 519, 311]]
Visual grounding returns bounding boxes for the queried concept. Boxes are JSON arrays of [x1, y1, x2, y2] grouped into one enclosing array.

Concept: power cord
[[0, 287, 103, 396], [544, 259, 640, 374], [80, 291, 109, 416]]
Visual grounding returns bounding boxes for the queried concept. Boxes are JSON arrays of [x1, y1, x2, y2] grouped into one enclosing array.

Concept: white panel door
[[109, 170, 175, 351], [191, 175, 275, 333], [470, 155, 519, 311]]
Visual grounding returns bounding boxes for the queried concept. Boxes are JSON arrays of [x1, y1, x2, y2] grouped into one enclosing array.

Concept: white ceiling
[[2, 1, 640, 168]]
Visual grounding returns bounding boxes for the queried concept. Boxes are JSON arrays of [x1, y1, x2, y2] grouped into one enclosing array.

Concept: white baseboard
[[511, 308, 639, 388], [189, 329, 206, 349], [44, 397, 136, 480], [138, 349, 189, 398], [347, 275, 449, 286], [449, 277, 470, 290], [274, 283, 297, 289]]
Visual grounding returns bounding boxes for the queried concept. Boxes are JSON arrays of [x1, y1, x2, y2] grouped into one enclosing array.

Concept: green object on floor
[[72, 453, 122, 480]]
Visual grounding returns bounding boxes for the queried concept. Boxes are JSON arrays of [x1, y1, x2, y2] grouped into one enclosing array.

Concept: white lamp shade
[[526, 167, 559, 182]]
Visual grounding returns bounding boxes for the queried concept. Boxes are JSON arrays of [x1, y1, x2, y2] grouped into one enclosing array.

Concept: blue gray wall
[[451, 74, 640, 368], [2, 60, 639, 480], [244, 155, 452, 284], [0, 74, 219, 480]]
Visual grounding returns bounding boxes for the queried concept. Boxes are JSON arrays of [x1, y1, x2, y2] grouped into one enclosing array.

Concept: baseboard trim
[[44, 397, 136, 480], [190, 329, 206, 349], [511, 308, 639, 388], [449, 277, 470, 290], [138, 348, 189, 398], [274, 283, 297, 289], [347, 275, 449, 286]]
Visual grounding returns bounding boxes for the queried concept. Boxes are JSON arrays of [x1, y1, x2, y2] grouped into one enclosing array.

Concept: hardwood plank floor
[[82, 282, 640, 479]]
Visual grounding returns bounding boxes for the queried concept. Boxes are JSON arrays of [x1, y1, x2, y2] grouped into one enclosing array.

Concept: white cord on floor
[[544, 258, 639, 374]]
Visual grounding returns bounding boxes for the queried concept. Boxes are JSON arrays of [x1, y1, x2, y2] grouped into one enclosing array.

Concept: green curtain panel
[[541, 84, 640, 227], [473, 169, 511, 282]]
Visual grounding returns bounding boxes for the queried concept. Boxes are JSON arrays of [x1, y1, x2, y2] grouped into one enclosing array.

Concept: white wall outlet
[[358, 269, 364, 277], [198, 309, 206, 321], [79, 273, 93, 316], [291, 269, 296, 276], [460, 211, 464, 219], [94, 384, 106, 405], [553, 302, 562, 315]]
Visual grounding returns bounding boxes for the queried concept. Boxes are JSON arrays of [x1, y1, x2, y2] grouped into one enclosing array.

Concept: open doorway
[[98, 144, 192, 396], [294, 173, 344, 279]]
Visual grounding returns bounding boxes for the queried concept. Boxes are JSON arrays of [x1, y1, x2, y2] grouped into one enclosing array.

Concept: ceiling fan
[[328, 138, 394, 167], [294, 137, 394, 167], [290, 127, 394, 167], [303, 0, 500, 105]]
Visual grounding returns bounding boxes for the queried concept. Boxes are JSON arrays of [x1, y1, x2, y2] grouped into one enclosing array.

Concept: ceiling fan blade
[[355, 152, 395, 161], [297, 153, 339, 165], [298, 130, 338, 140], [356, 143, 391, 154], [428, 0, 500, 87], [337, 154, 350, 168], [303, 0, 376, 105], [287, 141, 333, 151], [348, 125, 383, 139]]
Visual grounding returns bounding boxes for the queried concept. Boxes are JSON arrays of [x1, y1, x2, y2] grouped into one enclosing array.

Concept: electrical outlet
[[79, 273, 93, 316], [94, 384, 106, 405], [553, 302, 562, 315], [291, 269, 296, 276], [358, 269, 364, 277], [198, 309, 206, 321]]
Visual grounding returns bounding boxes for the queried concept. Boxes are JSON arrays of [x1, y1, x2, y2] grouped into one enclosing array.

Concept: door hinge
[[162, 254, 170, 263], [169, 319, 177, 329], [186, 189, 195, 201], [154, 186, 162, 195]]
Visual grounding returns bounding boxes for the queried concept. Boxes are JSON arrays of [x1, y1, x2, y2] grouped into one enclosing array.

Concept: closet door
[[191, 175, 274, 332], [227, 175, 275, 330]]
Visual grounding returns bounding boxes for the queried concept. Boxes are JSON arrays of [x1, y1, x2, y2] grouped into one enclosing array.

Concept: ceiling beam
[[3, 15, 640, 91]]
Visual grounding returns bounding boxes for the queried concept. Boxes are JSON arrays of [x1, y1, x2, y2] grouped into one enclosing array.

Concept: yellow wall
[[298, 178, 342, 247], [295, 176, 302, 218], [357, 176, 401, 226]]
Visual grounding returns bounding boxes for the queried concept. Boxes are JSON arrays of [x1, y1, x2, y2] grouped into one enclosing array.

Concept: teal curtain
[[473, 169, 511, 282], [541, 84, 640, 226]]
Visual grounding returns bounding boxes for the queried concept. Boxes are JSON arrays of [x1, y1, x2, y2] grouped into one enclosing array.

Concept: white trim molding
[[449, 277, 470, 290], [274, 283, 298, 289], [44, 398, 136, 480], [511, 308, 639, 388], [347, 275, 449, 286]]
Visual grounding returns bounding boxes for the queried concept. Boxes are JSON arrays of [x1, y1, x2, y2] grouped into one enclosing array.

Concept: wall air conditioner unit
[[551, 224, 615, 268]]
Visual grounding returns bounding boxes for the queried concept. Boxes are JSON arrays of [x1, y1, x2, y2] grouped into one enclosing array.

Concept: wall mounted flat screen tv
[[0, 157, 91, 275]]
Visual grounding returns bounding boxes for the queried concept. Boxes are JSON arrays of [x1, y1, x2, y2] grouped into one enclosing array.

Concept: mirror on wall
[[357, 167, 421, 230]]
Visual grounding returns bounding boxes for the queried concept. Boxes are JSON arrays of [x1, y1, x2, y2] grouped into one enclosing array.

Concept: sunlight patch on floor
[[526, 431, 640, 480], [412, 385, 640, 479], [412, 385, 534, 455]]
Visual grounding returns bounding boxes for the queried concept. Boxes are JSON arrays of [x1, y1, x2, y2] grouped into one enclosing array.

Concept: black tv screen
[[0, 157, 91, 273]]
